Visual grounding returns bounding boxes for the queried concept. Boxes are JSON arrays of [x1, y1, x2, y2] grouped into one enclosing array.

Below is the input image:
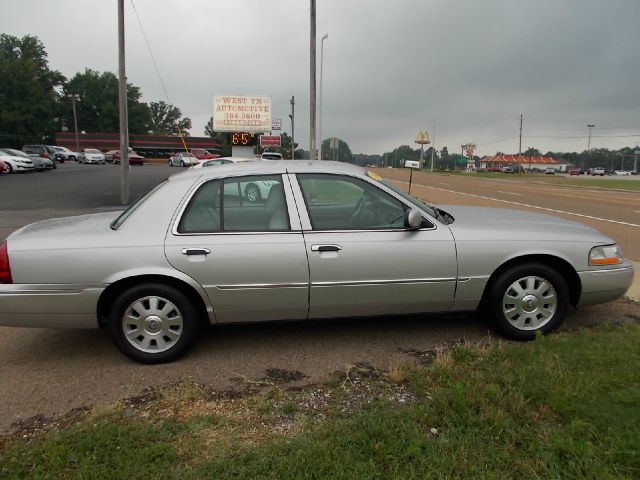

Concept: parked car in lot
[[105, 148, 133, 163], [614, 170, 632, 176], [545, 167, 555, 175], [190, 148, 218, 160], [78, 148, 106, 164], [261, 152, 283, 161], [111, 150, 145, 166], [51, 146, 77, 162], [569, 168, 580, 176], [169, 152, 198, 167], [0, 161, 633, 364], [0, 149, 36, 173], [21, 145, 57, 167], [591, 167, 606, 176]]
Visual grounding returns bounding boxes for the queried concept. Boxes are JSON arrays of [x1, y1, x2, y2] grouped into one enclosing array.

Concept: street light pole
[[430, 119, 435, 172], [67, 93, 81, 154], [585, 124, 595, 170], [318, 33, 328, 160], [118, 0, 130, 205], [309, 0, 317, 160]]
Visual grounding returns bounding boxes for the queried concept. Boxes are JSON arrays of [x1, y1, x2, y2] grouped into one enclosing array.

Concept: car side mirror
[[404, 208, 423, 229]]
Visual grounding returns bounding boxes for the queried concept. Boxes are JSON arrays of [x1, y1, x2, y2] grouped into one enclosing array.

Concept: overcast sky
[[2, 0, 639, 156]]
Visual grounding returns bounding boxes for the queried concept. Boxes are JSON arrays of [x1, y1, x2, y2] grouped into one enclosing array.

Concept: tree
[[320, 138, 353, 163], [204, 117, 231, 156], [0, 34, 65, 146], [279, 132, 298, 159], [524, 147, 541, 156], [149, 101, 191, 135], [62, 69, 151, 134]]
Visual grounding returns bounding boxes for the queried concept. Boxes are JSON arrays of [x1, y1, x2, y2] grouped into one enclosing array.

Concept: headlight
[[589, 244, 623, 266]]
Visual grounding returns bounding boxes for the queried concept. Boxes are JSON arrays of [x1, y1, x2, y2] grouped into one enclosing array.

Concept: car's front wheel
[[486, 263, 569, 340], [109, 283, 201, 364]]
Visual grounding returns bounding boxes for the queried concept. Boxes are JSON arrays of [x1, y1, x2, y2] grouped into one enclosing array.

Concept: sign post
[[415, 130, 431, 169]]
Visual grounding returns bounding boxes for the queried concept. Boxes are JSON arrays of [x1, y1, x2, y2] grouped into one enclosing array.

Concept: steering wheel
[[348, 196, 366, 229]]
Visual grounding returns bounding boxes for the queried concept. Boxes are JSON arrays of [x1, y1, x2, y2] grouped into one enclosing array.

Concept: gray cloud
[[2, 0, 638, 155]]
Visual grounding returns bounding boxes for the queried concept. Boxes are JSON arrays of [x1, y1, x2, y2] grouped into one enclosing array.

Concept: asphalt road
[[0, 163, 638, 434]]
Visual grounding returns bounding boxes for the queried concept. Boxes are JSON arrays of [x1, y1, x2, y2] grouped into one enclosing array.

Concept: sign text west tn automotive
[[213, 95, 272, 133]]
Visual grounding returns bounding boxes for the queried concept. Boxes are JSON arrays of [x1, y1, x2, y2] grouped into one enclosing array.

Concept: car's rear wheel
[[245, 183, 261, 202], [4, 163, 12, 174], [486, 263, 569, 340], [180, 160, 186, 167], [109, 283, 200, 364]]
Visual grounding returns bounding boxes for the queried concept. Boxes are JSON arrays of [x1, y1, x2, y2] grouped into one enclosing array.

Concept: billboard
[[260, 135, 281, 147], [213, 95, 272, 133]]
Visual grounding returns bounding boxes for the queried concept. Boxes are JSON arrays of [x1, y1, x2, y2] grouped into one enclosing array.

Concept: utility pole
[[586, 124, 595, 170], [518, 113, 523, 173], [67, 93, 81, 154], [318, 33, 328, 160], [430, 119, 435, 173], [289, 96, 295, 160], [118, 0, 130, 205], [309, 0, 317, 159]]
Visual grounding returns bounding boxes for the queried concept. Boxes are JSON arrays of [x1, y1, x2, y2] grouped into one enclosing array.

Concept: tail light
[[42, 152, 49, 158], [0, 241, 12, 284]]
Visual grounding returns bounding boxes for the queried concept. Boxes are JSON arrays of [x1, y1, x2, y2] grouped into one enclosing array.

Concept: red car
[[190, 148, 219, 160], [569, 168, 580, 176], [111, 150, 145, 166]]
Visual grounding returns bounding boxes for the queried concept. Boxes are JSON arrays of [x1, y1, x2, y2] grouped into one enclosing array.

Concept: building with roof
[[480, 155, 574, 172], [54, 132, 221, 158]]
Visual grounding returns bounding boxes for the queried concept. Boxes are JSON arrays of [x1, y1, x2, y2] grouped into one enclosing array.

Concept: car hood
[[439, 205, 612, 243], [0, 155, 33, 164], [8, 212, 122, 250]]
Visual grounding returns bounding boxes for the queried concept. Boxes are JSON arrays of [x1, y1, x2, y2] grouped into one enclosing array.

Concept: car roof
[[170, 160, 365, 181]]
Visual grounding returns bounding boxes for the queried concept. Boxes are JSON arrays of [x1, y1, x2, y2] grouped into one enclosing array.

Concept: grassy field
[[435, 171, 640, 191], [1, 324, 639, 479]]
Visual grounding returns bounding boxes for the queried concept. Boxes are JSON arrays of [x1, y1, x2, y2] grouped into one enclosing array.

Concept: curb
[[625, 260, 640, 303]]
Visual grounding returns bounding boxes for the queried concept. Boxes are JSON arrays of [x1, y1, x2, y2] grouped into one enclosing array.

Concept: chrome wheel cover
[[502, 276, 557, 330], [121, 296, 184, 353]]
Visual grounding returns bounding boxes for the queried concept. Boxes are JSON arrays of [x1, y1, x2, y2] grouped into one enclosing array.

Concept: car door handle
[[311, 244, 342, 252], [181, 248, 211, 256]]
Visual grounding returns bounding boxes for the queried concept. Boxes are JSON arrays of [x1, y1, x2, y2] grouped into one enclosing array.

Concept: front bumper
[[577, 263, 634, 307], [14, 164, 35, 172], [0, 284, 105, 329]]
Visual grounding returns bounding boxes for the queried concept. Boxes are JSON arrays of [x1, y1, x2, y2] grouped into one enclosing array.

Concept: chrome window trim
[[291, 172, 437, 232], [171, 173, 301, 236]]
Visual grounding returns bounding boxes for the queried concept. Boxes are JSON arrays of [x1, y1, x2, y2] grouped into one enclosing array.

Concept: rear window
[[111, 181, 167, 230]]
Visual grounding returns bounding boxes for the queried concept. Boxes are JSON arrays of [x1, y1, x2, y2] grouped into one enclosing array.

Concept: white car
[[191, 156, 255, 169], [169, 152, 198, 167], [0, 149, 35, 173], [614, 170, 631, 176], [52, 146, 78, 162], [591, 167, 606, 176], [261, 152, 283, 160], [78, 149, 106, 164]]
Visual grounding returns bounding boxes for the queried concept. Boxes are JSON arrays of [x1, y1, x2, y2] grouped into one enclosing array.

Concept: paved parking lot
[[0, 163, 638, 434]]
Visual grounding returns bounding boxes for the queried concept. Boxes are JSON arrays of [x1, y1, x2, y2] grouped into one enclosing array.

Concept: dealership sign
[[260, 135, 281, 147], [271, 119, 282, 130], [213, 95, 272, 133]]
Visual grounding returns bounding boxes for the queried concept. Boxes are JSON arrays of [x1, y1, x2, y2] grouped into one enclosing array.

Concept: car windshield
[[86, 149, 100, 153], [262, 153, 282, 160], [3, 149, 30, 158], [369, 174, 438, 219], [110, 181, 167, 230]]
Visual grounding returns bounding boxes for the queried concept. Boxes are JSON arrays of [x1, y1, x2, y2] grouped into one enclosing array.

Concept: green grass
[[434, 171, 640, 190], [2, 324, 639, 479]]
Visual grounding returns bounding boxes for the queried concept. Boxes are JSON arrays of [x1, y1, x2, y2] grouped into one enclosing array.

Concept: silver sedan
[[0, 161, 633, 363]]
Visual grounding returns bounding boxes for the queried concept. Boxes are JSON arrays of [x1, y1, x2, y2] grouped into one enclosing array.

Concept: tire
[[69, 156, 76, 161], [108, 283, 201, 364], [168, 160, 173, 166], [245, 183, 261, 202], [6, 163, 13, 174], [486, 263, 569, 340], [180, 160, 185, 167]]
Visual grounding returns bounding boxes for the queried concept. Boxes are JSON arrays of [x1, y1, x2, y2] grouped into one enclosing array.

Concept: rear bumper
[[0, 284, 104, 329], [577, 264, 634, 307]]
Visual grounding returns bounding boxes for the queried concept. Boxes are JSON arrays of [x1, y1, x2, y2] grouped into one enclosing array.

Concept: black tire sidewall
[[488, 263, 569, 340], [108, 283, 200, 364]]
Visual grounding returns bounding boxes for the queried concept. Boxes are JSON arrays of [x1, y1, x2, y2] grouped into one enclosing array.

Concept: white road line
[[497, 190, 524, 196], [392, 180, 640, 228], [438, 182, 450, 186]]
